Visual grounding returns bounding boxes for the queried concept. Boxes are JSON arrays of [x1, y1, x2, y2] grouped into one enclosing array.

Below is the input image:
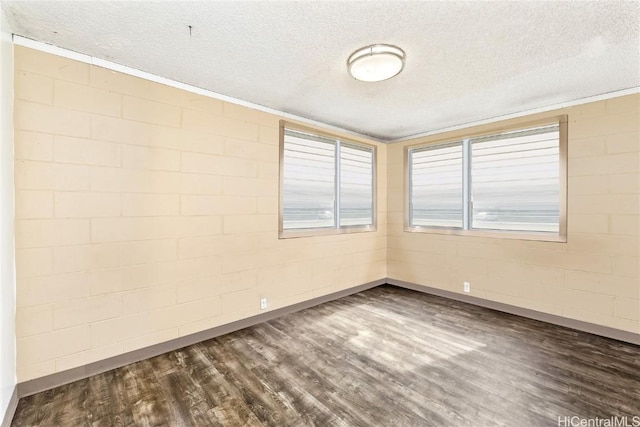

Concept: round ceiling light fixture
[[347, 44, 406, 82]]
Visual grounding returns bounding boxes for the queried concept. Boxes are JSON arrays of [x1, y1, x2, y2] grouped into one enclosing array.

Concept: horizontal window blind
[[406, 119, 564, 239], [409, 141, 463, 228], [282, 130, 335, 229], [471, 125, 560, 232], [281, 128, 375, 233], [340, 143, 374, 226]]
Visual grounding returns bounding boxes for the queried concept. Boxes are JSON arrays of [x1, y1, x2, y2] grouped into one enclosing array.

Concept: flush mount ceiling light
[[347, 44, 406, 82]]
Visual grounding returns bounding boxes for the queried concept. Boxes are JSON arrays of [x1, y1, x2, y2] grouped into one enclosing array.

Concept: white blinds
[[282, 130, 374, 231], [410, 142, 464, 228], [340, 143, 374, 226], [471, 125, 560, 232], [282, 131, 335, 229]]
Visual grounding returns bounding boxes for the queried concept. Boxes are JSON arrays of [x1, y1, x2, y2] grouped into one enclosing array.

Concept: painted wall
[[12, 46, 387, 382], [388, 95, 640, 335], [0, 8, 16, 422], [11, 44, 639, 385]]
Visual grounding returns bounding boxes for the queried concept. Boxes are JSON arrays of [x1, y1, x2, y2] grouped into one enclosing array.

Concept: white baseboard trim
[[17, 279, 385, 398], [387, 278, 640, 346], [1, 386, 18, 427]]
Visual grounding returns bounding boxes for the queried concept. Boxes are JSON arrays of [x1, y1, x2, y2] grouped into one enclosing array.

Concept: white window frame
[[279, 121, 377, 239], [405, 115, 568, 242]]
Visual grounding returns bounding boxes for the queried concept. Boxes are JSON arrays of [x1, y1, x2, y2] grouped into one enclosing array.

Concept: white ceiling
[[2, 1, 639, 141]]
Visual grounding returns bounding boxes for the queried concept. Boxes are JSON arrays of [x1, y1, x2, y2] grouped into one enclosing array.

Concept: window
[[407, 117, 567, 241], [410, 141, 464, 228], [280, 123, 376, 237]]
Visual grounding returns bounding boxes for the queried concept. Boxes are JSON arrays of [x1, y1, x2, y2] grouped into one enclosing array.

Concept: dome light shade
[[347, 44, 405, 82]]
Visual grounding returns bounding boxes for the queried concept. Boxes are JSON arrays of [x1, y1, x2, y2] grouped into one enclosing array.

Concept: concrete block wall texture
[[13, 46, 388, 382], [387, 94, 640, 335], [11, 45, 640, 383]]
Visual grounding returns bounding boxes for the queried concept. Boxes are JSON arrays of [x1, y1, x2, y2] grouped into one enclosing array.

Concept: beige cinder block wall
[[13, 46, 387, 382], [388, 94, 640, 335]]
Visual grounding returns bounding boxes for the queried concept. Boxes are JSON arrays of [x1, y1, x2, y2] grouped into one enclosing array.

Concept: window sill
[[404, 225, 566, 243], [279, 224, 377, 239]]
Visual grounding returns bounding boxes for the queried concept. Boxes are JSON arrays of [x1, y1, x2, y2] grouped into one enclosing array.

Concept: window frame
[[279, 121, 377, 239], [404, 115, 568, 242]]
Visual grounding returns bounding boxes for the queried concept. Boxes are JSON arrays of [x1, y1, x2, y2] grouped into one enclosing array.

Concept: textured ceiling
[[2, 1, 639, 141]]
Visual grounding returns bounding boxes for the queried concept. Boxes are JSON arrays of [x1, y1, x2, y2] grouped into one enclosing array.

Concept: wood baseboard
[[387, 278, 640, 346]]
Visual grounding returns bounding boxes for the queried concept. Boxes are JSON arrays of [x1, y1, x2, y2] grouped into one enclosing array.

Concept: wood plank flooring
[[11, 285, 640, 426]]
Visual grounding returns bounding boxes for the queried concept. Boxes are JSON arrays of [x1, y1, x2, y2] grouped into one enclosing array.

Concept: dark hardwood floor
[[11, 285, 640, 426]]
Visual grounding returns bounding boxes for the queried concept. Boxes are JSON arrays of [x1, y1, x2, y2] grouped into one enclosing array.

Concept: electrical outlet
[[260, 298, 268, 310], [464, 282, 470, 293]]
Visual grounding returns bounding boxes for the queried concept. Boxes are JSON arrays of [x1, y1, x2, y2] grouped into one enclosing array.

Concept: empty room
[[1, 1, 639, 426]]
